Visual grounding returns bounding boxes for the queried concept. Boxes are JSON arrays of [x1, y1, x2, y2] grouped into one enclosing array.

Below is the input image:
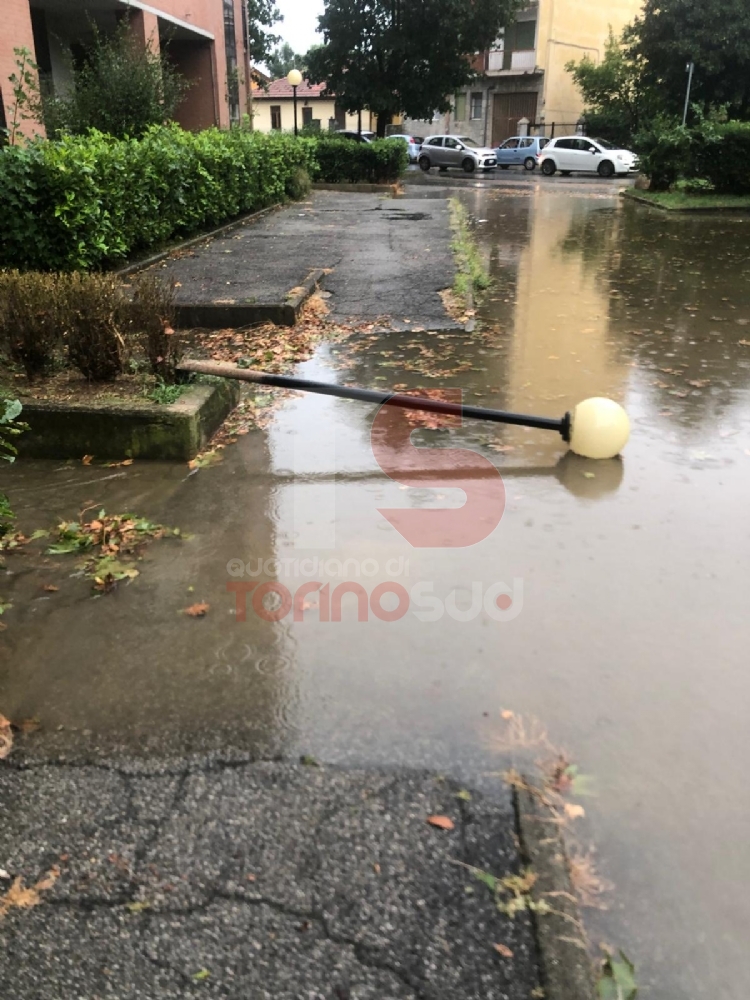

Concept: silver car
[[418, 135, 497, 174]]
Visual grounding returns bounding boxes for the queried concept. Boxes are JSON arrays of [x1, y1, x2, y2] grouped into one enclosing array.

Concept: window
[[223, 0, 240, 123], [444, 137, 462, 149], [426, 137, 443, 146], [502, 19, 537, 69], [520, 137, 534, 148], [271, 105, 282, 130], [502, 138, 520, 149], [302, 107, 313, 126], [454, 93, 467, 120], [538, 137, 549, 149], [470, 92, 483, 119], [554, 139, 576, 150]]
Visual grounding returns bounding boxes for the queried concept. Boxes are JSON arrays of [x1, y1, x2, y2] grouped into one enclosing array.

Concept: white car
[[418, 135, 497, 173], [537, 136, 639, 178]]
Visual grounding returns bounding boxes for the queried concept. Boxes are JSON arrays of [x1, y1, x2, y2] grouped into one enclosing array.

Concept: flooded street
[[3, 184, 750, 998]]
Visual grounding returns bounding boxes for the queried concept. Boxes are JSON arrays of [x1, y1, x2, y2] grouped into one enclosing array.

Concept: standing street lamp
[[287, 68, 303, 136], [682, 60, 695, 127]]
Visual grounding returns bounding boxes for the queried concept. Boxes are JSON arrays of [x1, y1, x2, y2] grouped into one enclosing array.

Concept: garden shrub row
[[637, 117, 750, 193], [312, 135, 409, 184], [0, 126, 408, 272]]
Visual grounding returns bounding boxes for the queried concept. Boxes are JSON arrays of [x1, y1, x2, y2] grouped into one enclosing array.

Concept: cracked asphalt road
[[0, 760, 540, 999], [144, 190, 457, 328]]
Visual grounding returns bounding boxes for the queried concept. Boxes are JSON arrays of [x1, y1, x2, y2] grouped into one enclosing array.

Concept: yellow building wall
[[251, 97, 371, 133], [536, 0, 644, 124]]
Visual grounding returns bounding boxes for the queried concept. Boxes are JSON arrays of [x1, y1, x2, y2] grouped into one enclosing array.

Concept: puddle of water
[[2, 187, 750, 999]]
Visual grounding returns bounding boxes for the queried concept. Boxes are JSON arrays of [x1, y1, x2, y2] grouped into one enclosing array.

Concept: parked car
[[387, 134, 423, 163], [495, 135, 549, 171], [536, 136, 640, 177], [418, 135, 497, 173], [334, 130, 375, 143]]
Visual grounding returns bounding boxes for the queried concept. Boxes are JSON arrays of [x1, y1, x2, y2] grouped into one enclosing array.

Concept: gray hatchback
[[418, 135, 497, 173]]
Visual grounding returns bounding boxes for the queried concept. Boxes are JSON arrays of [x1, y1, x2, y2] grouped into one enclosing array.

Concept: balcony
[[487, 49, 538, 74]]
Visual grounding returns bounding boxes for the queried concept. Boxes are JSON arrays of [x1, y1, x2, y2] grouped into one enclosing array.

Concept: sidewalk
[[138, 191, 458, 330], [0, 759, 539, 999]]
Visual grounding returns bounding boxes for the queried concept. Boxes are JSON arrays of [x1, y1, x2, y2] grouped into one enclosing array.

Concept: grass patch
[[145, 378, 188, 406], [624, 189, 750, 211], [448, 199, 491, 307]]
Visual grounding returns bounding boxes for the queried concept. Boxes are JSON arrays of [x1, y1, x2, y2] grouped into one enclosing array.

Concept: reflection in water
[[1, 186, 750, 1000]]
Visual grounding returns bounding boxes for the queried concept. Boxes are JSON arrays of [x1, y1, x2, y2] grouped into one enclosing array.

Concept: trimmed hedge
[[0, 127, 408, 272], [312, 136, 409, 184], [637, 118, 750, 194]]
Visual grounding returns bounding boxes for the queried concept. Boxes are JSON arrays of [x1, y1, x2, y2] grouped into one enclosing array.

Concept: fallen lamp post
[[177, 360, 630, 460]]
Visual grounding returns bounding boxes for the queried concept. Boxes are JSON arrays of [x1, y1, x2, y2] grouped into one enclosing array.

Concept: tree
[[43, 18, 187, 138], [627, 0, 750, 119], [245, 0, 283, 66], [566, 30, 650, 146], [266, 42, 305, 79], [306, 0, 522, 137]]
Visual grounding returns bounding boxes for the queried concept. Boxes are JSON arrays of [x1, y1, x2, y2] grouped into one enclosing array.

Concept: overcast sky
[[275, 0, 325, 54]]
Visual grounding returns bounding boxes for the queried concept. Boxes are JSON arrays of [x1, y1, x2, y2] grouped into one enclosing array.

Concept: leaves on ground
[[42, 508, 177, 593], [597, 950, 637, 1000], [564, 803, 586, 820], [493, 943, 514, 959], [0, 866, 60, 921], [193, 969, 211, 982], [184, 602, 210, 617], [426, 814, 455, 831], [0, 714, 12, 760]]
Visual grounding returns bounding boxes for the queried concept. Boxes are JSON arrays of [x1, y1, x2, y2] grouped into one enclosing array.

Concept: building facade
[[402, 0, 643, 146], [1, 0, 251, 137], [251, 78, 376, 134]]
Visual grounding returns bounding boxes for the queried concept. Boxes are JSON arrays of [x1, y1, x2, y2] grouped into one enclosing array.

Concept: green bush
[[702, 121, 750, 194], [310, 136, 408, 184], [1, 396, 28, 538], [635, 114, 750, 193], [0, 126, 318, 271]]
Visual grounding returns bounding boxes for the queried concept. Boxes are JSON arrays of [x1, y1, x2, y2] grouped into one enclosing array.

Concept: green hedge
[[0, 126, 317, 271], [312, 136, 409, 184], [0, 127, 408, 272], [636, 117, 750, 193]]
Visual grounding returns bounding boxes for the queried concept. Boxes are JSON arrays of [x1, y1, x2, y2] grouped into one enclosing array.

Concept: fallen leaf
[[564, 803, 586, 820], [373, 863, 381, 875], [42, 585, 59, 593], [500, 710, 515, 720], [0, 714, 12, 760], [0, 870, 9, 880], [493, 943, 514, 959], [193, 969, 211, 981], [81, 454, 93, 466], [456, 789, 472, 802], [427, 815, 455, 831], [14, 717, 40, 735], [0, 866, 59, 920], [184, 602, 210, 617], [126, 901, 151, 913], [246, 873, 256, 882]]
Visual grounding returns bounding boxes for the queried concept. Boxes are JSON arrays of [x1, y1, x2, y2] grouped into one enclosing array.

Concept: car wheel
[[500, 164, 510, 170], [524, 157, 536, 171], [462, 157, 476, 173], [419, 157, 431, 172], [541, 159, 556, 176], [598, 160, 615, 178]]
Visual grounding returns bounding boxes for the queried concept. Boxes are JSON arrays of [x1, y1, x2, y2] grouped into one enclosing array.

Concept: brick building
[[1, 0, 251, 137]]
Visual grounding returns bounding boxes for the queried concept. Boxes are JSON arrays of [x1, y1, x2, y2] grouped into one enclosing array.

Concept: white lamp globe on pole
[[287, 69, 303, 136]]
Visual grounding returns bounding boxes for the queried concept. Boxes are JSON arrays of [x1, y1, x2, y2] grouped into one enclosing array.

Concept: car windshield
[[457, 137, 479, 148], [592, 138, 616, 149]]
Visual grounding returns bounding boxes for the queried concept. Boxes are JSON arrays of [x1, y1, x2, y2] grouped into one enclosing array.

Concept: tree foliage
[[307, 0, 521, 136], [266, 42, 305, 79], [43, 18, 187, 139], [245, 0, 283, 65], [627, 0, 750, 119], [566, 31, 650, 146]]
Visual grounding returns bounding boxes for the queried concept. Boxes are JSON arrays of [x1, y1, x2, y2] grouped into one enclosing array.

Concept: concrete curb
[[312, 181, 399, 195], [513, 776, 598, 1000], [622, 189, 750, 213], [169, 267, 326, 329], [114, 205, 283, 279]]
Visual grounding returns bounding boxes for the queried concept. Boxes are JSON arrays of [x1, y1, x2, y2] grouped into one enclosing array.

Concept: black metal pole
[[178, 361, 572, 441], [293, 84, 298, 136]]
